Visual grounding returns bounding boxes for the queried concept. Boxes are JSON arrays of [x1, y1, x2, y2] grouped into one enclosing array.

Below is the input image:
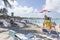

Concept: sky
[[13, 0, 45, 17], [17, 0, 45, 10], [0, 0, 60, 18]]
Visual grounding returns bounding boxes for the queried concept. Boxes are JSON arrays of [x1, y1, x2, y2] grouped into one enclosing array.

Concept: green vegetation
[[0, 8, 8, 15]]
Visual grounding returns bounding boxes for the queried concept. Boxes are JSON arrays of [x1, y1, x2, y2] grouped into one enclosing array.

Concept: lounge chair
[[0, 22, 4, 27], [50, 30, 59, 37], [42, 29, 49, 34], [25, 34, 34, 39], [15, 33, 28, 40], [58, 32, 60, 37], [9, 30, 16, 37], [50, 30, 58, 35]]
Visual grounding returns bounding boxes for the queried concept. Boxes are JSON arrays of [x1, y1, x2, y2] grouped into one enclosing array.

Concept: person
[[10, 19, 14, 24], [43, 15, 52, 31], [10, 19, 14, 27]]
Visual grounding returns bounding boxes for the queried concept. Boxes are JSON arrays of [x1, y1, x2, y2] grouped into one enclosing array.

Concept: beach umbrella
[[40, 10, 51, 13]]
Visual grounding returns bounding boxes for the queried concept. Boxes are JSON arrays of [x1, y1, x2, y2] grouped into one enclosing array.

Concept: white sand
[[0, 28, 14, 40]]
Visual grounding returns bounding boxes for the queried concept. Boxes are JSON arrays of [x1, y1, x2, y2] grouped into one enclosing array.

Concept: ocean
[[28, 19, 60, 26]]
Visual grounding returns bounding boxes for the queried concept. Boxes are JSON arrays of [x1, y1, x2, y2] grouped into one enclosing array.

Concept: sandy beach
[[0, 26, 59, 40], [0, 19, 59, 40], [0, 28, 11, 40]]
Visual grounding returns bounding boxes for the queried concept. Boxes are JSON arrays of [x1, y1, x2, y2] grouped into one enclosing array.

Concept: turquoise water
[[29, 19, 60, 26], [52, 19, 60, 25]]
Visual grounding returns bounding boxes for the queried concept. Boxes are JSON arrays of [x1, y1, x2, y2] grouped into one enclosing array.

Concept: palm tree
[[0, 9, 2, 13], [2, 8, 8, 15], [0, 8, 8, 15], [2, 0, 14, 16], [3, 0, 12, 8]]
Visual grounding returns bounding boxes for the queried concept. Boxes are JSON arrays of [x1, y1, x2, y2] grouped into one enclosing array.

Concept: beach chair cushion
[[25, 34, 34, 39], [50, 30, 58, 35], [0, 22, 3, 26], [42, 29, 49, 33], [9, 30, 16, 37]]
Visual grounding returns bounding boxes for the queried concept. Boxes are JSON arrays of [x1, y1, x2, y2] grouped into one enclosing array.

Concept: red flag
[[40, 10, 50, 13]]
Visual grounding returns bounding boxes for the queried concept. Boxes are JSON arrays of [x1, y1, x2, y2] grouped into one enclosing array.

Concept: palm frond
[[3, 0, 12, 8]]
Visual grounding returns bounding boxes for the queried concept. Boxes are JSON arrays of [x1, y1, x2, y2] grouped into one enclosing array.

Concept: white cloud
[[0, 0, 44, 17], [14, 6, 34, 16], [8, 0, 19, 7], [8, 0, 34, 14], [41, 0, 60, 18], [0, 0, 34, 16], [3, 0, 39, 17], [11, 0, 43, 17], [0, 0, 5, 8], [43, 0, 60, 13]]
